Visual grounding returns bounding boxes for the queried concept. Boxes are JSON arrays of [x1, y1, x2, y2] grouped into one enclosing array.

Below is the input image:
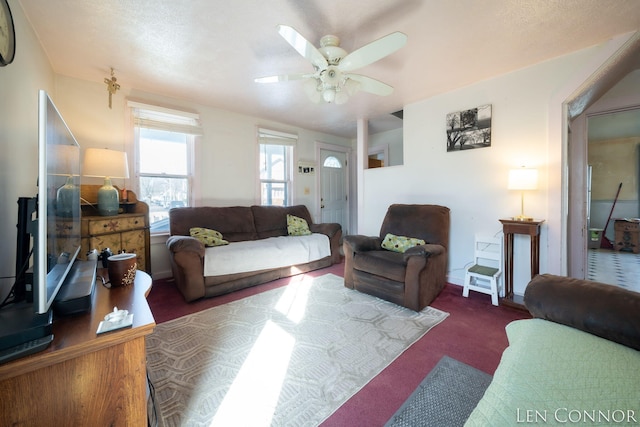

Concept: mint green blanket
[[466, 318, 640, 426]]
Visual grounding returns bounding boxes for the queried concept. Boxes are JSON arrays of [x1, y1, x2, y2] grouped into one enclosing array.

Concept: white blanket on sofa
[[203, 233, 331, 277]]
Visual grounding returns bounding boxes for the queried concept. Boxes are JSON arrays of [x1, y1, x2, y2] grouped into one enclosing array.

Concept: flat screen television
[[33, 90, 82, 314]]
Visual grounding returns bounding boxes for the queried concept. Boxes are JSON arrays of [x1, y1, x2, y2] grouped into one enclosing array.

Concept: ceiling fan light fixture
[[321, 66, 342, 86], [303, 78, 323, 103], [319, 35, 347, 65], [344, 78, 361, 96], [256, 25, 407, 105], [334, 90, 349, 105], [322, 88, 336, 103]]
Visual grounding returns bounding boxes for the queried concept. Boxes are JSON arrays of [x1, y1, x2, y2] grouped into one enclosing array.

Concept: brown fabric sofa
[[343, 204, 450, 311], [166, 205, 342, 302], [524, 274, 640, 350]]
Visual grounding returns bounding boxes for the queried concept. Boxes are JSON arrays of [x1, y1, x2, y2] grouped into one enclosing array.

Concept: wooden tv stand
[[0, 270, 155, 426]]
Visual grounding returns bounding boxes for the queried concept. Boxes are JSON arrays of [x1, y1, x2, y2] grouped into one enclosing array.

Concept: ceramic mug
[[107, 253, 137, 287]]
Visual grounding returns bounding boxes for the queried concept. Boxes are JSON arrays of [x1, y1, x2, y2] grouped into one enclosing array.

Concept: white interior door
[[320, 149, 348, 234]]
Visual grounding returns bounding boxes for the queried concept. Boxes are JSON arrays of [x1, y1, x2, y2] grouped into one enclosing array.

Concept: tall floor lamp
[[83, 148, 129, 216], [508, 167, 538, 221]]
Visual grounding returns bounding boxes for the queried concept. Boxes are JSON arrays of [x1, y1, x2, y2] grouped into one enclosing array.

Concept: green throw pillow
[[190, 227, 229, 247], [287, 214, 312, 236], [381, 233, 425, 253]]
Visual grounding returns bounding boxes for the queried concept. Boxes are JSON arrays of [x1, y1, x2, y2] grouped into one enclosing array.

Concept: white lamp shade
[[508, 168, 538, 190], [49, 144, 80, 176], [83, 148, 130, 179]]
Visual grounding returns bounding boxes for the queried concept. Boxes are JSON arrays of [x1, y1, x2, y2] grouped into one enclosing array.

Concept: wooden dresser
[[80, 186, 151, 273], [614, 218, 640, 254], [0, 270, 155, 426]]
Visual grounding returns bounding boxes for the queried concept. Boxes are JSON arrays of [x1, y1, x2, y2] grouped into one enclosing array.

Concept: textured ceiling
[[18, 0, 640, 138]]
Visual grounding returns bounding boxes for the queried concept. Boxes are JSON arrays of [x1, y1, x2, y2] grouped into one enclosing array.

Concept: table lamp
[[508, 167, 538, 221], [50, 144, 81, 218], [83, 148, 129, 216]]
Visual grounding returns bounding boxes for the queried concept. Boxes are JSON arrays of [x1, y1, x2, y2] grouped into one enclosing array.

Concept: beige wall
[[586, 70, 640, 241], [590, 137, 639, 201], [0, 0, 54, 298]]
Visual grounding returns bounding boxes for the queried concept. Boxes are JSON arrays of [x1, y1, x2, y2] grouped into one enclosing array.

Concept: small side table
[[499, 219, 545, 310]]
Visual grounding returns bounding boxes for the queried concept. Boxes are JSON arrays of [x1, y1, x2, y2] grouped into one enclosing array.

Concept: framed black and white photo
[[446, 104, 492, 152], [298, 160, 315, 174]]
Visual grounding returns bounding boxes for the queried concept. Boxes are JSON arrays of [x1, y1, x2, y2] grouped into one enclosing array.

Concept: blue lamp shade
[[83, 148, 130, 216]]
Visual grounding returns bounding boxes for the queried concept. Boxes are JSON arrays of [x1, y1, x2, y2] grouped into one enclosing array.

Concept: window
[[258, 128, 296, 206], [130, 102, 202, 233], [323, 156, 342, 168]]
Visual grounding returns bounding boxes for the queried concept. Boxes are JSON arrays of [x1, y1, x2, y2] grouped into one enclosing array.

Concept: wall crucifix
[[104, 67, 121, 109]]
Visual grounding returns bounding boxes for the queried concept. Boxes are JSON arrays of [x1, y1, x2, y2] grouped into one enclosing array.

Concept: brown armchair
[[343, 204, 450, 311]]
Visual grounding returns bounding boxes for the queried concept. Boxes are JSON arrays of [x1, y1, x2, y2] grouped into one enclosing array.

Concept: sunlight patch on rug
[[146, 273, 449, 427]]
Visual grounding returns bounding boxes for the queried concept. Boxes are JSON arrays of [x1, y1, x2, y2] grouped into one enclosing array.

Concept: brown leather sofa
[[166, 205, 342, 302], [343, 204, 450, 311]]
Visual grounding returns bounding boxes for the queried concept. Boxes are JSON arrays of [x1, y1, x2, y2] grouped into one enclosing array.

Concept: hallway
[[587, 248, 640, 293]]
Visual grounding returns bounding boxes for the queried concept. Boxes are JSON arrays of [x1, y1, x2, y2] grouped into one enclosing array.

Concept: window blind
[[128, 100, 203, 136], [258, 127, 298, 146]]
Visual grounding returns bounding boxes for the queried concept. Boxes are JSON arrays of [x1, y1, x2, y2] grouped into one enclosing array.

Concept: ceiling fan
[[255, 25, 407, 104]]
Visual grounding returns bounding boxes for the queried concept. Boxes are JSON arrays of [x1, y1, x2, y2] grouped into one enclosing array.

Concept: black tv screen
[[34, 90, 82, 314]]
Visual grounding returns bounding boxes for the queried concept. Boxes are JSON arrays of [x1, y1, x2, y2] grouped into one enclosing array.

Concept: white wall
[[53, 78, 352, 209], [369, 127, 403, 167], [51, 76, 351, 279], [0, 0, 54, 299], [1, 3, 633, 292], [0, 4, 351, 284], [358, 42, 617, 295]]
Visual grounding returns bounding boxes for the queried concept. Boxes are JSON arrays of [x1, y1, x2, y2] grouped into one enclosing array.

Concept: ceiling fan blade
[[345, 74, 394, 96], [339, 32, 407, 72], [254, 73, 313, 83], [277, 25, 328, 70]]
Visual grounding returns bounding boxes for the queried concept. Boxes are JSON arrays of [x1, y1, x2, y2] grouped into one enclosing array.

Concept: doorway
[[565, 33, 640, 281], [585, 107, 640, 290], [567, 74, 640, 284], [318, 147, 349, 235]]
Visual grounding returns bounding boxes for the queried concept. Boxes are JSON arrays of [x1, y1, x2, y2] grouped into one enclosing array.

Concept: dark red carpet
[[146, 260, 529, 426]]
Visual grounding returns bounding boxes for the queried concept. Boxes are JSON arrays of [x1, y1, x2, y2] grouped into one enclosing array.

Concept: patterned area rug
[[146, 273, 448, 427], [385, 356, 492, 427]]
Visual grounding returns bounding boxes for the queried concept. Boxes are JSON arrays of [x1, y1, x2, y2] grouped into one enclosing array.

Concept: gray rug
[[385, 356, 492, 427], [146, 273, 449, 427]]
